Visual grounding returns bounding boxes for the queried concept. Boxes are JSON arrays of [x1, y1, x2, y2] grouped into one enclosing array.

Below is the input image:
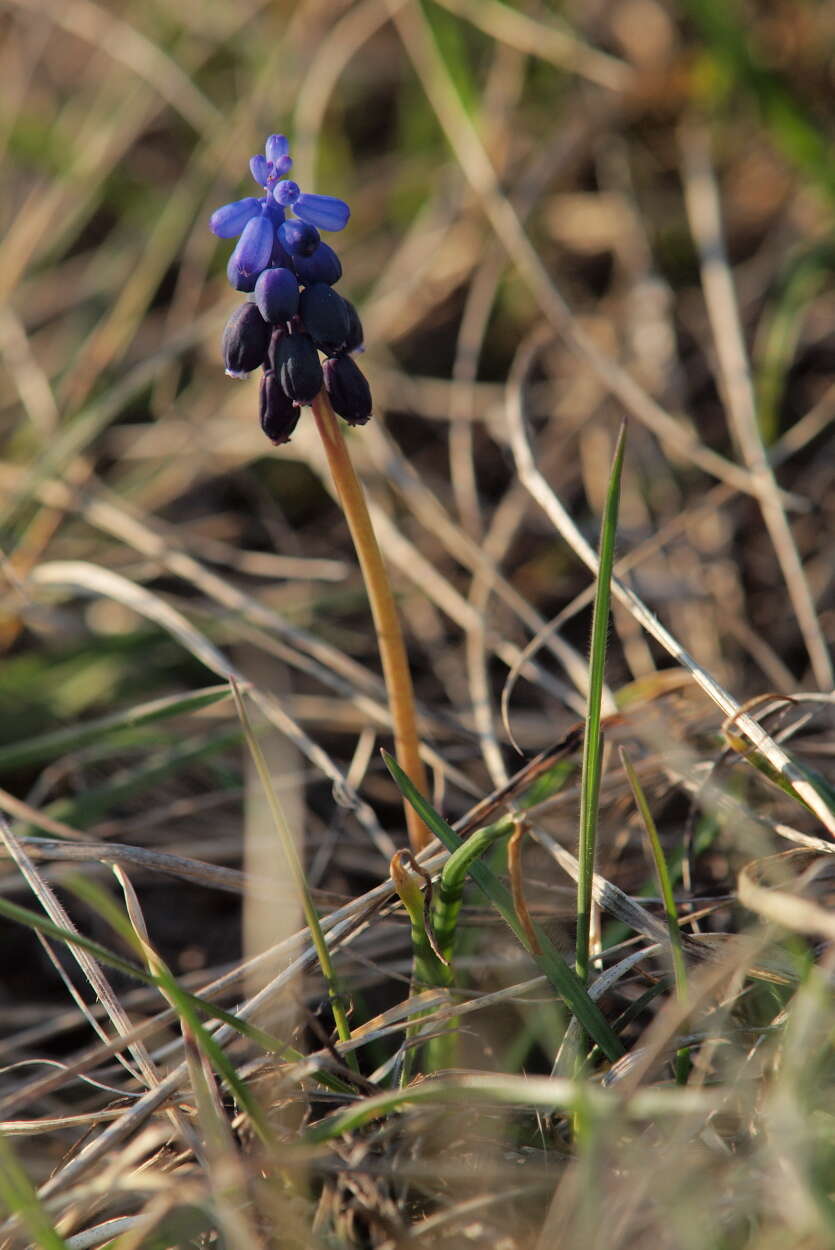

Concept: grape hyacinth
[[211, 132, 370, 445]]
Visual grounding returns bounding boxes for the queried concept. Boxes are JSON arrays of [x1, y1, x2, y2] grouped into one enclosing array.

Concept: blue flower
[[211, 133, 350, 289]]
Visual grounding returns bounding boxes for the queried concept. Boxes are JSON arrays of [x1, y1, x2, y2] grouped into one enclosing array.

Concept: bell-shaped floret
[[260, 371, 301, 444], [299, 283, 350, 354], [266, 325, 285, 373], [254, 267, 300, 325], [292, 242, 342, 287], [226, 253, 257, 293], [293, 194, 350, 232], [278, 219, 320, 258], [222, 303, 271, 378], [275, 332, 323, 405], [323, 354, 372, 426], [342, 298, 364, 353], [210, 197, 261, 238], [229, 214, 275, 284]]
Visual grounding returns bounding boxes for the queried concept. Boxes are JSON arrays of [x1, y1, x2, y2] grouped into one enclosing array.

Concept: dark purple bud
[[210, 197, 261, 238], [229, 215, 274, 283], [299, 283, 350, 354], [275, 332, 323, 406], [274, 180, 300, 207], [278, 219, 320, 258], [266, 325, 286, 373], [226, 252, 257, 292], [254, 267, 300, 324], [342, 298, 364, 353], [323, 354, 372, 426], [270, 233, 293, 270], [293, 193, 350, 232], [292, 242, 342, 287], [260, 371, 301, 444], [222, 303, 271, 378]]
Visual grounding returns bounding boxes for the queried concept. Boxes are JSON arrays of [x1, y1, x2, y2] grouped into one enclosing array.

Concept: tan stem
[[311, 391, 431, 852]]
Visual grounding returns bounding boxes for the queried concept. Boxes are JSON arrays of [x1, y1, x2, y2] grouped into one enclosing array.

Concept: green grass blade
[[383, 752, 624, 1061], [230, 680, 358, 1070], [433, 817, 514, 963], [620, 748, 688, 1000], [0, 890, 351, 1093], [36, 727, 241, 832], [576, 422, 625, 985], [0, 686, 230, 773], [0, 1131, 71, 1248], [66, 875, 274, 1145], [754, 243, 835, 444]]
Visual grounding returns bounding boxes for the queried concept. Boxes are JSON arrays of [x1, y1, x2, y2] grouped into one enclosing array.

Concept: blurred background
[[1, 0, 835, 1240], [1, 0, 835, 1213]]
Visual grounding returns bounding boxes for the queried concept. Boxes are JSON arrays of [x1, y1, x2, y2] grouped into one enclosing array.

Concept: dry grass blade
[[5, 836, 254, 895], [7, 0, 220, 133], [505, 333, 835, 837], [433, 0, 635, 91], [307, 1070, 719, 1143], [26, 559, 393, 852], [384, 0, 800, 507], [680, 123, 832, 689], [738, 848, 835, 941], [0, 813, 165, 1092]]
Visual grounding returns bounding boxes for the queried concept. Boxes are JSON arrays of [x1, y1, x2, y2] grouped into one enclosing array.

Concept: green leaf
[[0, 1131, 71, 1248], [0, 890, 352, 1096], [576, 422, 625, 985], [0, 685, 230, 773], [383, 752, 624, 1061]]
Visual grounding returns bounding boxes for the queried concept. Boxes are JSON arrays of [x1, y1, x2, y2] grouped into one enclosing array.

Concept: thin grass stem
[[230, 679, 358, 1070], [575, 423, 625, 986], [620, 748, 689, 1002]]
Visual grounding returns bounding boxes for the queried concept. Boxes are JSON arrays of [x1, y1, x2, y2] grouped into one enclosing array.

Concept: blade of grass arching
[[754, 243, 835, 445], [620, 750, 688, 1001], [422, 0, 482, 116], [230, 680, 358, 1071], [0, 890, 351, 1093], [36, 727, 242, 833], [0, 1131, 71, 1250], [723, 721, 835, 817], [576, 422, 625, 986], [621, 749, 690, 1083], [306, 1071, 718, 1144], [433, 817, 514, 964], [0, 685, 230, 773], [383, 753, 624, 1060], [88, 868, 273, 1154]]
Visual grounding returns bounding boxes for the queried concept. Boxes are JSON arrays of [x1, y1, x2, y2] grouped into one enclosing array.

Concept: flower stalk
[[211, 131, 430, 851], [312, 390, 431, 852]]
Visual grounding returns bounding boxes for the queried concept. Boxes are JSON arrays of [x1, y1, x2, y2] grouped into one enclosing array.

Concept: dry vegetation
[[1, 0, 835, 1247]]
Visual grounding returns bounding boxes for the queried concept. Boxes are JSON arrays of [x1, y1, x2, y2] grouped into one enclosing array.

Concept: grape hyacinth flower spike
[[211, 131, 370, 447], [211, 131, 430, 855]]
